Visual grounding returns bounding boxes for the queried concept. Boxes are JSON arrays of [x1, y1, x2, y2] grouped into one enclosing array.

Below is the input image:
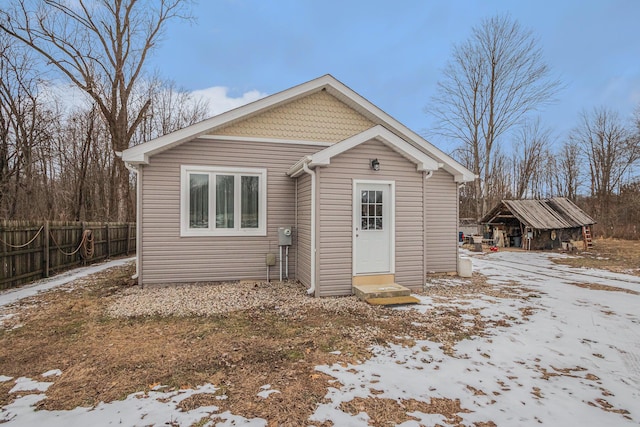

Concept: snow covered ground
[[313, 250, 640, 426], [1, 250, 639, 426]]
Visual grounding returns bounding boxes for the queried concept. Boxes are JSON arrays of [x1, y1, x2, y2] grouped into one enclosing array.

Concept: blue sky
[[149, 0, 640, 151]]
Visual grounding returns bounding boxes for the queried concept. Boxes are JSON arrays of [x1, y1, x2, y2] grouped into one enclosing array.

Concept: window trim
[[180, 165, 267, 237]]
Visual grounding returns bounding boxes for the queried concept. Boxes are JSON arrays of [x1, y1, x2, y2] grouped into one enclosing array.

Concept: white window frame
[[180, 165, 267, 237]]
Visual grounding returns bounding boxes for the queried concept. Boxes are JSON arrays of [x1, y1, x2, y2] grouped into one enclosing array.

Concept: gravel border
[[107, 280, 376, 318]]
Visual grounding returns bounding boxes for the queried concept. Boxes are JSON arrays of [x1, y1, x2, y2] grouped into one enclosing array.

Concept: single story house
[[121, 75, 475, 297], [481, 198, 596, 250]]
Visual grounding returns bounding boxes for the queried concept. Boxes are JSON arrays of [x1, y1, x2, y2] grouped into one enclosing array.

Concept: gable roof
[[121, 74, 475, 182], [288, 125, 441, 177], [481, 198, 596, 230]]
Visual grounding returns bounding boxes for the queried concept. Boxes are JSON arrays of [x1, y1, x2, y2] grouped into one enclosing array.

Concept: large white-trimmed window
[[181, 166, 267, 236]]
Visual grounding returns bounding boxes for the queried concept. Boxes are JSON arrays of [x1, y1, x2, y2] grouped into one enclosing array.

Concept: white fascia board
[[122, 74, 338, 164], [309, 125, 440, 171], [442, 163, 476, 182], [376, 132, 440, 171]]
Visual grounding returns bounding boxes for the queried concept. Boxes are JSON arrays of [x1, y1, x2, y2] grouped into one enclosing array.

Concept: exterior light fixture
[[370, 158, 380, 171]]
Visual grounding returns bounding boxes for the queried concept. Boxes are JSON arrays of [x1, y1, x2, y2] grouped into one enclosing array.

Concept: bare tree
[[485, 147, 511, 208], [132, 78, 209, 145], [555, 140, 582, 200], [0, 0, 191, 221], [428, 14, 561, 219], [538, 148, 557, 199], [0, 34, 55, 219], [511, 118, 551, 198], [570, 107, 640, 227]]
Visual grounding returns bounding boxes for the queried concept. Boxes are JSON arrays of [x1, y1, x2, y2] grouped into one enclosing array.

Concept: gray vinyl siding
[[295, 173, 312, 287], [316, 139, 425, 297], [140, 138, 320, 284], [424, 169, 458, 272]]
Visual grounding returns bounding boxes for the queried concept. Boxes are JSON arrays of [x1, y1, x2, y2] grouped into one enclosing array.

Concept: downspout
[[423, 170, 433, 284], [302, 161, 316, 295], [294, 179, 298, 282], [124, 161, 141, 282], [455, 182, 467, 275]]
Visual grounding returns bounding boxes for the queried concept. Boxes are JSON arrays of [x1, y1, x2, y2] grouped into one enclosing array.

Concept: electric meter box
[[278, 226, 292, 246]]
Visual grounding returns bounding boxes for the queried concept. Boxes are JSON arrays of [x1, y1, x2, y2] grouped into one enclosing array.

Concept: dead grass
[[552, 238, 640, 276], [0, 266, 531, 425], [339, 396, 472, 426], [565, 282, 640, 295]]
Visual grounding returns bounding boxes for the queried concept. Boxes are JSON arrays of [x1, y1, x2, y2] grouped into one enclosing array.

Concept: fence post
[[81, 222, 86, 265], [126, 223, 131, 255], [43, 221, 50, 278], [105, 223, 111, 259]]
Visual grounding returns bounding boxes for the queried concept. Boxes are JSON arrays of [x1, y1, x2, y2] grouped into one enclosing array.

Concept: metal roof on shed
[[481, 198, 596, 230]]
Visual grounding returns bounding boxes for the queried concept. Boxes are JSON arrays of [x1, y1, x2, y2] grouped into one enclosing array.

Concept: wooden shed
[[481, 198, 596, 250]]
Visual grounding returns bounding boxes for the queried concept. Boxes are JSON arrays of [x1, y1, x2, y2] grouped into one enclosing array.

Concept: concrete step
[[366, 295, 421, 306], [353, 283, 411, 300]]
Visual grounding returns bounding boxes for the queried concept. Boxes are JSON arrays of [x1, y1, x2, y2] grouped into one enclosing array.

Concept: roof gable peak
[[121, 74, 475, 182]]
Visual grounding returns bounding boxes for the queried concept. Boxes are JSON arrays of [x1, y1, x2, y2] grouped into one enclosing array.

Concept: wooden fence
[[0, 220, 136, 290]]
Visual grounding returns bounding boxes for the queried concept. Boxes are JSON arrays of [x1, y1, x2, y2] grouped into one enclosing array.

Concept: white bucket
[[458, 257, 473, 278]]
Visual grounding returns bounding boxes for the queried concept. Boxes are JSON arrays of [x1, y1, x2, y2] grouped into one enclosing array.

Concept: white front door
[[354, 181, 394, 274]]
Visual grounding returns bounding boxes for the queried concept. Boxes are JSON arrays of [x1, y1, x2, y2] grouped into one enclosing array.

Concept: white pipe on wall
[[124, 161, 140, 282], [302, 162, 316, 296]]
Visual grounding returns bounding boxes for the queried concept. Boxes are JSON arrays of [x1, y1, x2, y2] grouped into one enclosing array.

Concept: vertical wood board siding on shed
[[295, 174, 312, 288], [140, 138, 321, 284], [424, 169, 458, 272], [210, 91, 375, 143], [317, 139, 425, 297]]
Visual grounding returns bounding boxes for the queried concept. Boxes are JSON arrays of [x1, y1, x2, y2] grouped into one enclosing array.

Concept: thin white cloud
[[37, 80, 268, 121], [38, 80, 92, 114], [191, 86, 267, 117]]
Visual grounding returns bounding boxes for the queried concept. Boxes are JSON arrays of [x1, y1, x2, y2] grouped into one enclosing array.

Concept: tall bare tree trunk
[[428, 14, 560, 214], [1, 0, 190, 221]]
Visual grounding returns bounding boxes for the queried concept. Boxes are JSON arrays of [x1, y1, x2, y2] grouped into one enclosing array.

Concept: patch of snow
[[257, 385, 280, 399], [329, 350, 342, 355], [41, 370, 62, 378], [0, 313, 15, 324], [9, 377, 53, 393], [0, 381, 266, 426], [425, 277, 469, 287], [0, 376, 12, 382]]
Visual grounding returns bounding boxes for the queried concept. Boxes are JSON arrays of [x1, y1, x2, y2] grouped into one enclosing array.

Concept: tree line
[[1, 5, 639, 237], [429, 15, 640, 238], [0, 0, 205, 222]]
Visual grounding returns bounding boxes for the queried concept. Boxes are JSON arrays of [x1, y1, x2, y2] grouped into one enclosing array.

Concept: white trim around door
[[352, 179, 395, 276]]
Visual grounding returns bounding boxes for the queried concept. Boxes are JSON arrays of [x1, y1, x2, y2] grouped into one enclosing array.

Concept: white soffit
[[309, 125, 440, 171]]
